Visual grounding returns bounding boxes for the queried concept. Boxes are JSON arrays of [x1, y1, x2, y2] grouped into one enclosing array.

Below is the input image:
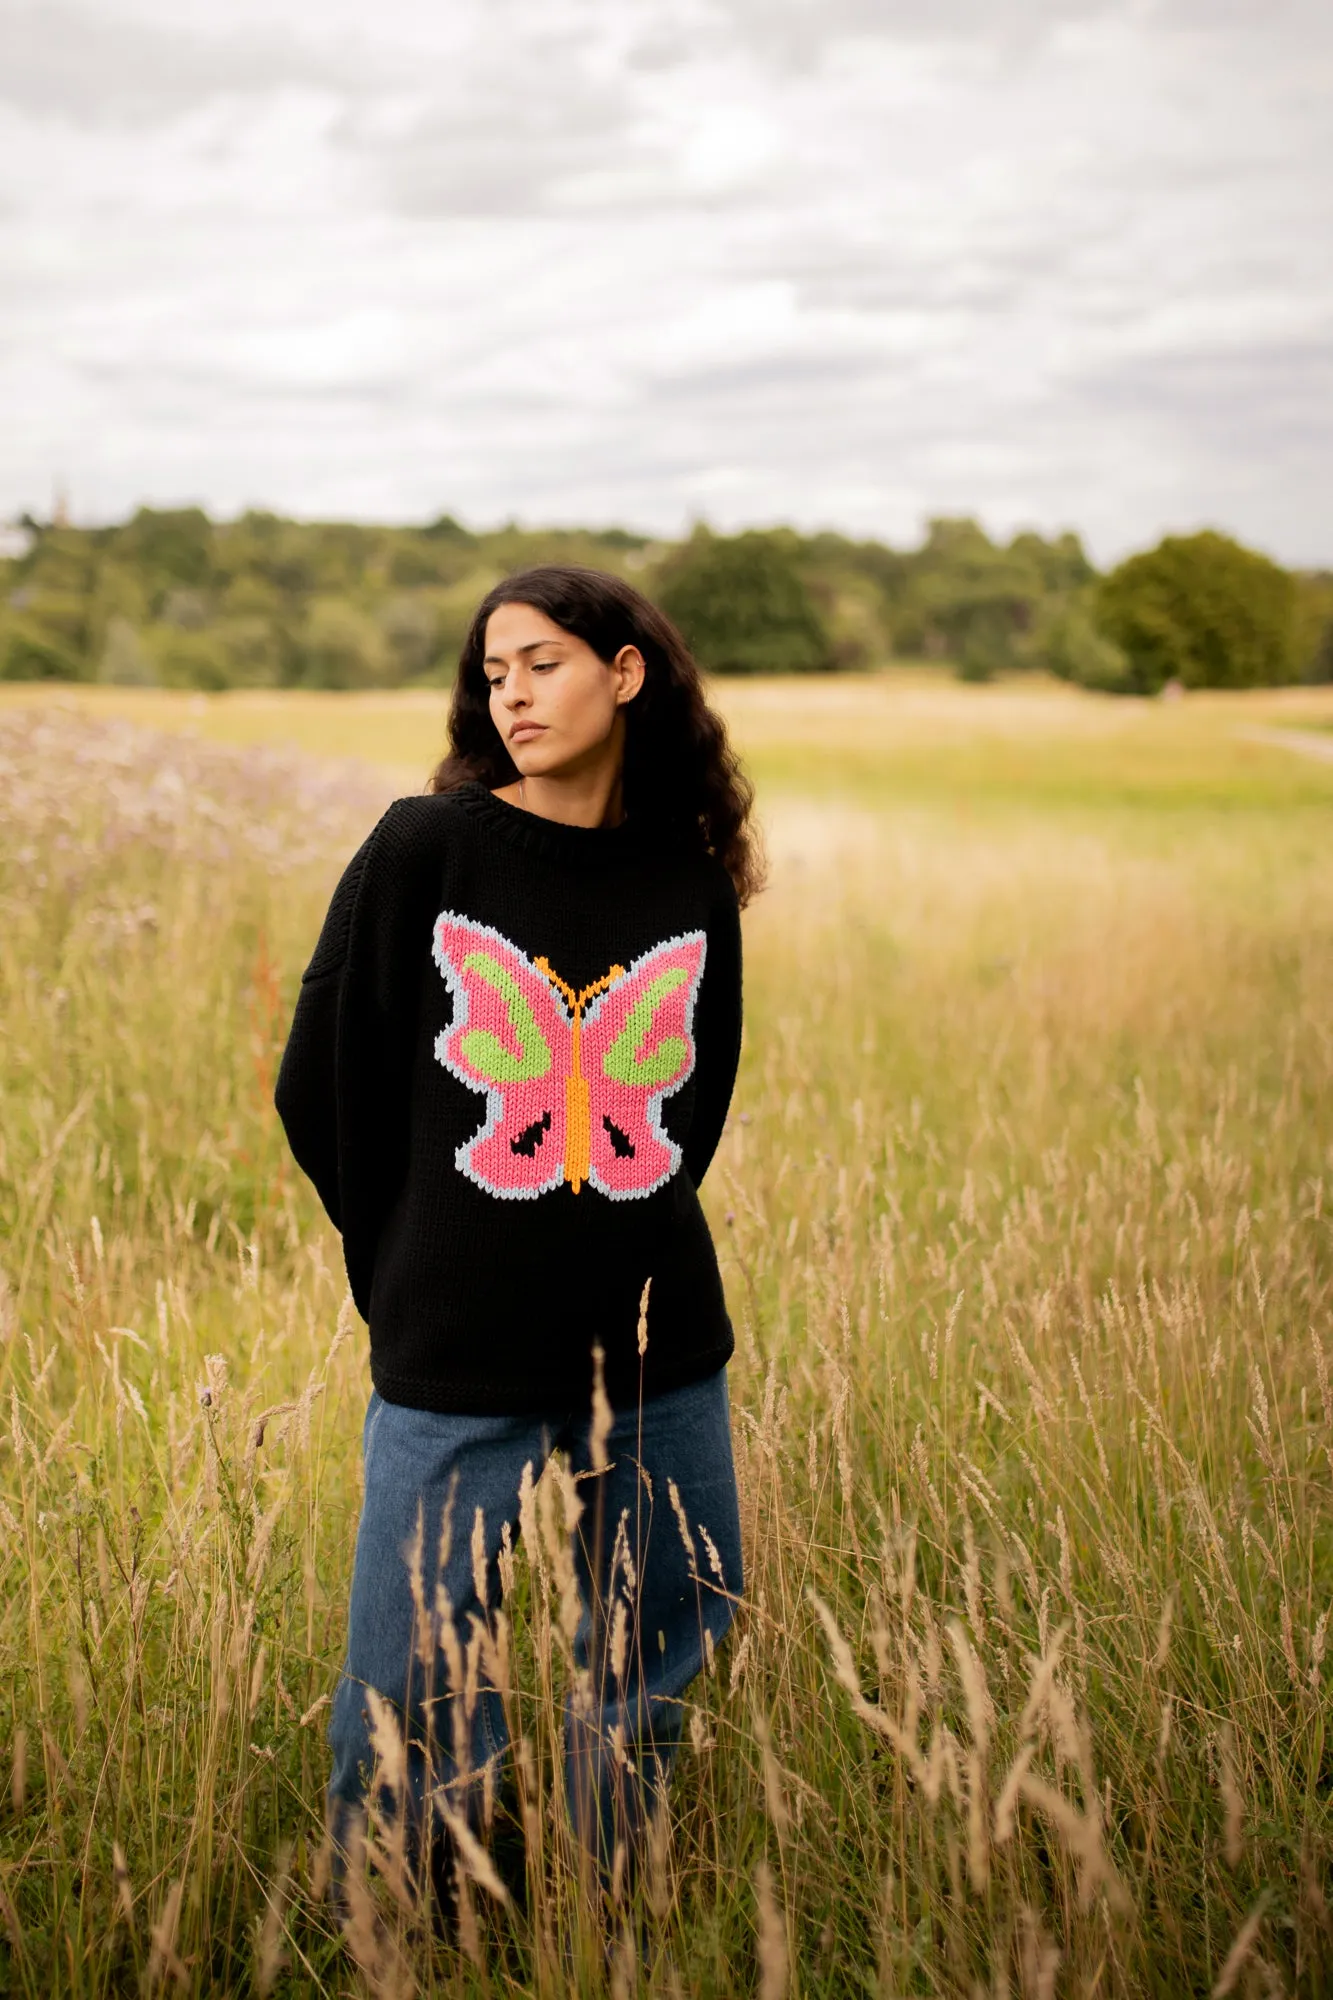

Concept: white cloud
[[0, 0, 1328, 562]]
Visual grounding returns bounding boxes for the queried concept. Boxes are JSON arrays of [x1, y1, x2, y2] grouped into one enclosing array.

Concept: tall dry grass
[[0, 703, 1330, 1996]]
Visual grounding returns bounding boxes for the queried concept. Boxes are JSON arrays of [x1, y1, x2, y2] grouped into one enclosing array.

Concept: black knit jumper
[[274, 782, 742, 1414]]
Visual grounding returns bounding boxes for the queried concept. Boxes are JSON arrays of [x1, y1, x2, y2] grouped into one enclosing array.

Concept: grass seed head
[[755, 1858, 788, 2000]]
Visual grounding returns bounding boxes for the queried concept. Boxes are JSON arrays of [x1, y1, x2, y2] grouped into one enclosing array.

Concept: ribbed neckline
[[448, 780, 647, 869]]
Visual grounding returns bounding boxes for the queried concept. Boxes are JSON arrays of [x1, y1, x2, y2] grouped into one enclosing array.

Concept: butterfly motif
[[432, 914, 707, 1200]]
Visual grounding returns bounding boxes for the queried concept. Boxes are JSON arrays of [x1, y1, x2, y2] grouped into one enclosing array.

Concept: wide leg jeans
[[326, 1365, 743, 1892]]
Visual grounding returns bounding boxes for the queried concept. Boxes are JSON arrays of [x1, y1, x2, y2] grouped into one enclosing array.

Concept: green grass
[[0, 681, 1330, 1997], [6, 671, 1333, 809]]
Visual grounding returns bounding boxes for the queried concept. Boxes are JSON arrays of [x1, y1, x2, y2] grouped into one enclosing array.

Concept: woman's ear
[[612, 645, 647, 705]]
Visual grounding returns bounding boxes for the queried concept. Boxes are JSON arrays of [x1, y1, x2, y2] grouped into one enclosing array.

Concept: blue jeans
[[327, 1365, 742, 1891]]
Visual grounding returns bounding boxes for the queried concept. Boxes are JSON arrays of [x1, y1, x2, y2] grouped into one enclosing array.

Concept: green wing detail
[[457, 951, 552, 1082], [602, 968, 689, 1087]]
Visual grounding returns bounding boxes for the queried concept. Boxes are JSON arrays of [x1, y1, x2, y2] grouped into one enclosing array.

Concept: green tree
[[111, 508, 215, 593], [387, 537, 472, 588], [298, 597, 389, 689], [901, 519, 1057, 678], [422, 512, 476, 545], [1008, 529, 1096, 596], [7, 588, 91, 655], [1293, 572, 1333, 684], [99, 615, 156, 685], [1095, 531, 1297, 693], [378, 594, 440, 683], [654, 529, 832, 674], [153, 629, 232, 691], [1036, 596, 1133, 692], [0, 619, 85, 681]]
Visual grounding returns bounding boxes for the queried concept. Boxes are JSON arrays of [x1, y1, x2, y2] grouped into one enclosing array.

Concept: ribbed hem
[[368, 1331, 735, 1418]]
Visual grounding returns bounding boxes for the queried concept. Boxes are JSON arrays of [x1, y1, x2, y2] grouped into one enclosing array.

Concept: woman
[[275, 564, 761, 1917]]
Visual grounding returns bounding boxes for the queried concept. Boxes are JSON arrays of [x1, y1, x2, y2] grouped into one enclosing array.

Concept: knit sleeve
[[682, 876, 743, 1187], [273, 826, 378, 1233], [275, 799, 441, 1315]]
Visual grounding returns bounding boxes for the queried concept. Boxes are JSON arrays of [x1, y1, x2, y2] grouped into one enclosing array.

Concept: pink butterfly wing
[[581, 931, 707, 1198], [432, 915, 571, 1198]]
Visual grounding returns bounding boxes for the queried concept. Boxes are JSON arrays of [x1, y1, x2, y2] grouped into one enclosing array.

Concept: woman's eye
[[532, 659, 559, 672]]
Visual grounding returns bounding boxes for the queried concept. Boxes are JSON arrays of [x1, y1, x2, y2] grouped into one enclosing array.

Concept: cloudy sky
[[2, 0, 1330, 562]]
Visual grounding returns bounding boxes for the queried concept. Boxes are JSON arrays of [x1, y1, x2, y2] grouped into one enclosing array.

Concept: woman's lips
[[509, 723, 546, 743]]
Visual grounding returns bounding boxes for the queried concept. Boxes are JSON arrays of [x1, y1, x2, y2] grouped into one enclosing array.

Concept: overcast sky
[[2, 0, 1329, 563]]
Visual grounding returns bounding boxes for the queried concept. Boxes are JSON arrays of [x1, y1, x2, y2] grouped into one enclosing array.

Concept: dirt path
[[1237, 725, 1333, 765]]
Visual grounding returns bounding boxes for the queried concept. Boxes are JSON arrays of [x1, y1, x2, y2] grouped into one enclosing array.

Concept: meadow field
[[1, 674, 1331, 1997]]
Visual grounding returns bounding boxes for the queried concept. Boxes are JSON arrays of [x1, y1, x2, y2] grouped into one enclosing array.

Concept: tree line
[[2, 504, 1329, 693]]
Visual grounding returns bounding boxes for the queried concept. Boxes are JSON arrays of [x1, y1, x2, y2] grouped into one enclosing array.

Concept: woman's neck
[[493, 761, 626, 830]]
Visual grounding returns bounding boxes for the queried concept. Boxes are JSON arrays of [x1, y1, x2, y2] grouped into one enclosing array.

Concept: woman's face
[[483, 602, 644, 780]]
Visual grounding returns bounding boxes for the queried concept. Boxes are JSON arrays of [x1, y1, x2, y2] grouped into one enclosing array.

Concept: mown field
[[1, 675, 1331, 1998]]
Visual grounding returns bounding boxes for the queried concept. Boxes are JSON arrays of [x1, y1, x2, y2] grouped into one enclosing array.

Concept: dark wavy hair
[[429, 565, 764, 905]]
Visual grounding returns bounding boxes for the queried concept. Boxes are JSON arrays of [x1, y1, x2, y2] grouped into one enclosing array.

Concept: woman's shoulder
[[630, 841, 740, 949], [361, 786, 485, 861], [324, 790, 484, 925], [673, 840, 740, 916]]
